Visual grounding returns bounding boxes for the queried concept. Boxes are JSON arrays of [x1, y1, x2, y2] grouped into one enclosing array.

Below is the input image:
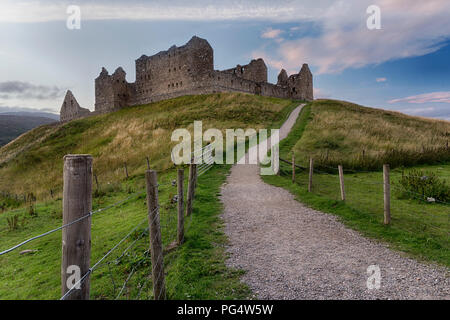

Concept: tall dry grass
[[293, 100, 450, 170], [0, 93, 296, 199]]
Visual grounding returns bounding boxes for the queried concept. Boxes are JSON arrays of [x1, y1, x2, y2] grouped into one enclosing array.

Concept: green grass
[[263, 103, 450, 267], [0, 164, 252, 299], [0, 93, 302, 299], [164, 165, 251, 299], [0, 93, 299, 200]]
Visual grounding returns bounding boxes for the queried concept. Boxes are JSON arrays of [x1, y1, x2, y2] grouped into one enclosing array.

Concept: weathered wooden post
[[186, 161, 197, 217], [292, 153, 295, 183], [383, 164, 391, 225], [308, 157, 314, 192], [338, 165, 345, 201], [146, 157, 151, 171], [145, 170, 166, 300], [177, 169, 185, 245], [62, 154, 92, 300]]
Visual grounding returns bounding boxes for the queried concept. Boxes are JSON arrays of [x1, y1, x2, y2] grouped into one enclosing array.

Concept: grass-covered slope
[[0, 93, 299, 299], [265, 100, 450, 267], [291, 100, 450, 170], [0, 93, 298, 200]]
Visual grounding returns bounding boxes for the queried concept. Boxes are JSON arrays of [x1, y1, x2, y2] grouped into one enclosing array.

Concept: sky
[[0, 0, 449, 120]]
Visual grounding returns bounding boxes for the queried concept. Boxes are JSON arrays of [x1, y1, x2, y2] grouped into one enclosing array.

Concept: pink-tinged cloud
[[261, 28, 284, 39], [389, 91, 450, 104], [376, 77, 387, 82], [257, 0, 450, 74], [314, 88, 331, 99]]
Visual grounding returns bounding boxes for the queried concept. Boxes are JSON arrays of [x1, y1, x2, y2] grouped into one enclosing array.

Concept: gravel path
[[220, 105, 450, 300]]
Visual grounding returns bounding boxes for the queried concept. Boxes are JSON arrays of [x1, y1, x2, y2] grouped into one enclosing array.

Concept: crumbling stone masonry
[[60, 90, 91, 122], [60, 36, 313, 122]]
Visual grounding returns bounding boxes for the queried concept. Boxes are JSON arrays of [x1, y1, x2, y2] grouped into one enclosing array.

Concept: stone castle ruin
[[60, 36, 313, 122]]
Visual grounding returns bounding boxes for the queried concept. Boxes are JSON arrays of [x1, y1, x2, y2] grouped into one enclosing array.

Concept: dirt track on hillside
[[220, 105, 450, 300]]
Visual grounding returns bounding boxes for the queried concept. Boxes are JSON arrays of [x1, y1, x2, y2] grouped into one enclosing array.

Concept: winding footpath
[[220, 105, 449, 300]]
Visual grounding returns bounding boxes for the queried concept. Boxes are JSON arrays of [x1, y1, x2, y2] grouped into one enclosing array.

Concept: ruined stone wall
[[221, 58, 268, 83], [286, 64, 313, 101], [60, 90, 91, 122], [95, 67, 135, 113], [133, 36, 213, 105]]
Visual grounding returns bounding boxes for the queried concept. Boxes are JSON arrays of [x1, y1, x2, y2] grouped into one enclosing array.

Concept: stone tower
[[60, 90, 91, 122], [95, 67, 135, 114], [298, 64, 313, 101], [277, 69, 288, 86], [286, 64, 313, 101]]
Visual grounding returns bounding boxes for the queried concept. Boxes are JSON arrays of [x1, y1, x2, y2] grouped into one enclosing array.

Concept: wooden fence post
[[145, 170, 166, 300], [292, 154, 295, 183], [308, 157, 314, 192], [177, 169, 185, 245], [338, 165, 345, 201], [62, 154, 93, 300], [186, 162, 197, 217], [383, 164, 391, 225], [124, 162, 129, 179], [146, 157, 151, 171]]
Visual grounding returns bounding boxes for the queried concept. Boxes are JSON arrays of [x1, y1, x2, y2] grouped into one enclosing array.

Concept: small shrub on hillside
[[26, 192, 38, 217], [315, 146, 450, 172], [0, 194, 22, 211], [395, 169, 449, 203], [7, 214, 19, 231]]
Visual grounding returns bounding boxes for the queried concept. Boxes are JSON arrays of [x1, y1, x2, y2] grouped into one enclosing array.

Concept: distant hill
[[0, 115, 57, 146], [0, 111, 60, 121]]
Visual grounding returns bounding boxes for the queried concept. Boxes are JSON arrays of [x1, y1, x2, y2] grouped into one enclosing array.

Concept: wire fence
[[0, 151, 214, 300], [279, 157, 450, 248]]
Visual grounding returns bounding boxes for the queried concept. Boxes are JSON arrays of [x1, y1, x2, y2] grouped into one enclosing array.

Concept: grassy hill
[[0, 93, 297, 201], [0, 115, 56, 147], [286, 100, 450, 170], [1, 96, 449, 299], [0, 93, 298, 299], [266, 100, 450, 267]]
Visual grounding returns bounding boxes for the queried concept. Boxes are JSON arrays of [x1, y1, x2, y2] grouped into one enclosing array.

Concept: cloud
[[0, 0, 311, 22], [376, 77, 387, 82], [255, 0, 450, 74], [261, 28, 284, 39], [314, 88, 331, 99], [0, 81, 64, 100], [388, 91, 450, 104], [391, 104, 450, 120]]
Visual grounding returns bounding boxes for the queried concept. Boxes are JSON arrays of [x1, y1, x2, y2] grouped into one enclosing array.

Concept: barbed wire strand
[[0, 190, 146, 256], [60, 209, 157, 300]]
